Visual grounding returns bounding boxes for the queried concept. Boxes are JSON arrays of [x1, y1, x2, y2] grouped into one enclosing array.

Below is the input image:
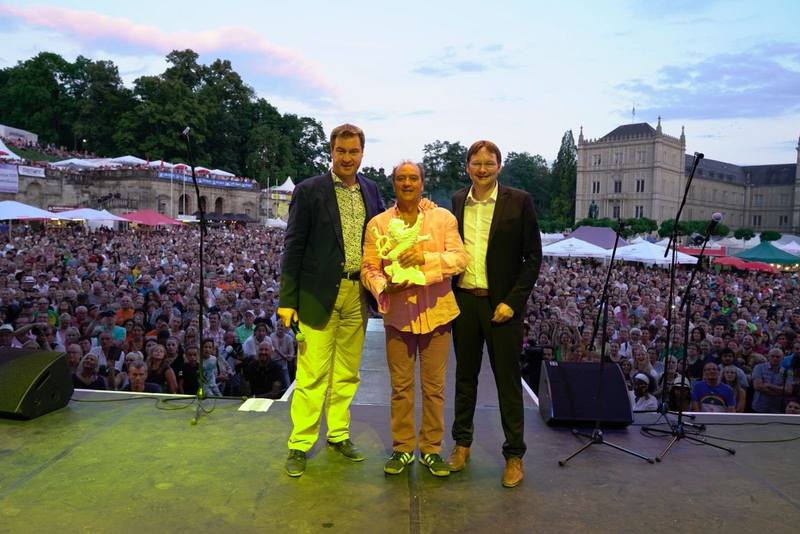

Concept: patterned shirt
[[332, 172, 366, 274]]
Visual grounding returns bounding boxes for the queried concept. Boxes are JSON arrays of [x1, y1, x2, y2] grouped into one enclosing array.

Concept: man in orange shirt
[[362, 160, 468, 477], [114, 295, 135, 325]]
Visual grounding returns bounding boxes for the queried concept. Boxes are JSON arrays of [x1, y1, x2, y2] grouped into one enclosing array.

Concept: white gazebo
[[0, 200, 58, 220], [272, 177, 295, 193], [0, 138, 21, 160], [615, 241, 698, 265], [542, 237, 610, 259]]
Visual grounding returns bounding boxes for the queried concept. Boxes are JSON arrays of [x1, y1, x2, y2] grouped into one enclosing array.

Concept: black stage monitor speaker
[[0, 348, 74, 420], [538, 361, 632, 428]]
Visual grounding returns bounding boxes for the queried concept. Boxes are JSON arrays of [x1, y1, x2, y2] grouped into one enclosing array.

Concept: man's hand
[[397, 247, 425, 268], [384, 280, 413, 294], [276, 307, 298, 328], [419, 197, 438, 211], [491, 302, 514, 323]]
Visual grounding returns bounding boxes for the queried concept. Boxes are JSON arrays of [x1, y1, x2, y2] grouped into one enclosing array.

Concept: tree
[[499, 152, 550, 216], [734, 228, 755, 241], [760, 230, 781, 242], [361, 166, 393, 202], [70, 57, 135, 156], [624, 217, 658, 237], [0, 52, 76, 147], [549, 130, 577, 227], [422, 140, 468, 207]]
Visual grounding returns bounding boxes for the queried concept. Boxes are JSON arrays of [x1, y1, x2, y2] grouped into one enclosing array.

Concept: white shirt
[[459, 183, 498, 290]]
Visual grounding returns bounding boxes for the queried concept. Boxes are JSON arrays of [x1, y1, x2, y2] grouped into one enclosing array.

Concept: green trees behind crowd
[[0, 50, 329, 184], [0, 50, 578, 226]]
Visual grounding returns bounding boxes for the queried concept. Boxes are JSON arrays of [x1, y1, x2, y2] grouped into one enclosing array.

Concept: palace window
[[614, 180, 622, 193]]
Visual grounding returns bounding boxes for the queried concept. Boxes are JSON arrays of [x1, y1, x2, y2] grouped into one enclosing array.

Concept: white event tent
[[54, 208, 128, 222], [0, 200, 58, 220], [614, 241, 697, 265], [542, 237, 610, 259], [0, 138, 22, 160], [775, 240, 800, 256], [110, 155, 147, 166], [272, 177, 295, 193]]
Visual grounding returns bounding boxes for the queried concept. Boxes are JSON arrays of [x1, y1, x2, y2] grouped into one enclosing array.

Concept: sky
[[0, 0, 799, 170]]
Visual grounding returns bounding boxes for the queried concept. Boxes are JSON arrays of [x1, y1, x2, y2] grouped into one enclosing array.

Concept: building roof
[[600, 123, 656, 141], [567, 226, 629, 249], [684, 155, 796, 186]]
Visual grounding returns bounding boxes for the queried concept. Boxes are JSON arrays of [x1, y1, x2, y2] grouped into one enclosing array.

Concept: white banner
[[0, 164, 19, 194], [17, 165, 45, 178]]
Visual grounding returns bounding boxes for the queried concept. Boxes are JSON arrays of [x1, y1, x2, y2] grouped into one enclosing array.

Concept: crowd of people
[[2, 220, 798, 416], [0, 134, 257, 185], [0, 224, 290, 399], [1, 134, 96, 164], [521, 260, 800, 415]]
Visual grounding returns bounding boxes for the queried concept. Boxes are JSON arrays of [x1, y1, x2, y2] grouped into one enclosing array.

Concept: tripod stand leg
[[602, 441, 655, 463], [558, 439, 595, 466], [655, 434, 680, 462], [682, 434, 736, 455]]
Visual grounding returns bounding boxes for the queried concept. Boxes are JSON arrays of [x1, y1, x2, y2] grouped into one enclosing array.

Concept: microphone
[[290, 320, 305, 343], [706, 212, 722, 235], [182, 126, 191, 137], [694, 152, 704, 160]]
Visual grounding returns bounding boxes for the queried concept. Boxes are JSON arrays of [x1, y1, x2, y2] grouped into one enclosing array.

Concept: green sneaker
[[384, 451, 415, 475], [286, 449, 306, 477], [327, 439, 366, 462], [420, 452, 450, 477]]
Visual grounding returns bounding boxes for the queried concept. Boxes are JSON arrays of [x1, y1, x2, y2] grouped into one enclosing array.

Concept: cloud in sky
[[617, 42, 800, 120], [0, 4, 337, 106], [412, 44, 512, 77]]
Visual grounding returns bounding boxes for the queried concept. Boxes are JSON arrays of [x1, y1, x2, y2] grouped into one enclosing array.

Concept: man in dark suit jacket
[[447, 140, 542, 488], [278, 124, 385, 477]]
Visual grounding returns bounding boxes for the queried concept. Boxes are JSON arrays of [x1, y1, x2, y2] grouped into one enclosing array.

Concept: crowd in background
[[0, 224, 289, 398], [522, 259, 800, 415], [1, 223, 798, 414]]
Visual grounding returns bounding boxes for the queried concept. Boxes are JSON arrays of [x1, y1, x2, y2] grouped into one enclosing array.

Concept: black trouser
[[452, 290, 526, 459]]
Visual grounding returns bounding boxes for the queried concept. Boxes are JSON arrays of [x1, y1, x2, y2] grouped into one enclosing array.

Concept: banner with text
[[18, 165, 46, 178], [0, 164, 19, 194]]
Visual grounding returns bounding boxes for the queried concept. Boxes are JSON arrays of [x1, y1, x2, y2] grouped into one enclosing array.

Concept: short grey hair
[[391, 160, 425, 181]]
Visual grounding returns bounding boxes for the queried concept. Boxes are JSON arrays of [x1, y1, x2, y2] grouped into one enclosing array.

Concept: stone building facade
[[1, 166, 261, 220], [575, 119, 800, 232]]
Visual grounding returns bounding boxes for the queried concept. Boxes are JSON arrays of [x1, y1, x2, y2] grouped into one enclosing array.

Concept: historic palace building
[[575, 119, 800, 232], [1, 165, 262, 220]]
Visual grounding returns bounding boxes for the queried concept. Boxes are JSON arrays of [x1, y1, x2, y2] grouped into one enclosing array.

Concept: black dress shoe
[[327, 439, 366, 462]]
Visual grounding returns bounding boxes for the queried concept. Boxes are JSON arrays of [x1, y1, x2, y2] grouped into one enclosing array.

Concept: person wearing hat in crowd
[[630, 372, 659, 411], [236, 309, 257, 344], [93, 309, 126, 342], [0, 323, 15, 347]]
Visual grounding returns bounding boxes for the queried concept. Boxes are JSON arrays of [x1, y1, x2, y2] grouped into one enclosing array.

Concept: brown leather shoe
[[447, 445, 470, 472], [502, 457, 524, 488]]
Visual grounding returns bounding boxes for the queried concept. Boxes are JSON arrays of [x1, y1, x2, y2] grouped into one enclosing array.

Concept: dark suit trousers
[[452, 290, 526, 459]]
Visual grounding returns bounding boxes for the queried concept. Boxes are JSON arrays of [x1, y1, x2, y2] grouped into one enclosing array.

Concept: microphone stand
[[181, 128, 241, 425], [643, 222, 735, 460], [639, 153, 704, 426], [559, 221, 654, 466]]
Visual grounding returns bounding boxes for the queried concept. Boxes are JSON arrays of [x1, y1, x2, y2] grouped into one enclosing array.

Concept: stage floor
[[1, 320, 799, 533]]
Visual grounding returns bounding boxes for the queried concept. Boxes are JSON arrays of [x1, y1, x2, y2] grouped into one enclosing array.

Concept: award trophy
[[372, 214, 431, 285]]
